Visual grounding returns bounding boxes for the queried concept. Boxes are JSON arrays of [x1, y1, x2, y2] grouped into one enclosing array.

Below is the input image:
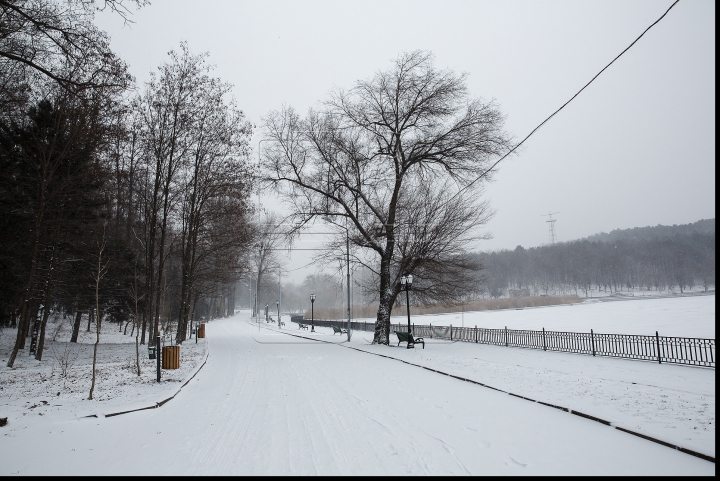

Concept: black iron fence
[[289, 316, 715, 368]]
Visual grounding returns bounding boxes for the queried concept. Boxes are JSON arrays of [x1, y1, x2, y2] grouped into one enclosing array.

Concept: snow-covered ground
[[0, 304, 714, 475], [368, 293, 715, 338], [0, 316, 208, 420]]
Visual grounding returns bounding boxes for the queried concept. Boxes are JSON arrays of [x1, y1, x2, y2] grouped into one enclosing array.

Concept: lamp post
[[265, 303, 269, 323], [310, 294, 316, 332], [400, 274, 413, 347], [276, 299, 280, 328]]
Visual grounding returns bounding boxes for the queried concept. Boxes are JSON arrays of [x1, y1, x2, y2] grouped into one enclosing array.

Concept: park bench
[[279, 321, 285, 327], [394, 331, 424, 349], [298, 323, 308, 330], [332, 325, 348, 335]]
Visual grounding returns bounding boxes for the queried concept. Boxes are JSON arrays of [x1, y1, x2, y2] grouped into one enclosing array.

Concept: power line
[[442, 0, 681, 206], [256, 2, 681, 256]]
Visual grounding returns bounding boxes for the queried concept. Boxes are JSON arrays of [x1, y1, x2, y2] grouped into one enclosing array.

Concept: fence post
[[505, 326, 508, 347], [656, 331, 662, 364], [450, 325, 452, 341], [591, 329, 595, 356], [542, 328, 546, 351], [475, 325, 478, 343], [430, 323, 432, 338]]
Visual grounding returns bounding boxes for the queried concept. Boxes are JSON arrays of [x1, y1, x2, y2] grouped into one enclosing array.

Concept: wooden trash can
[[198, 323, 206, 339], [161, 346, 180, 369]]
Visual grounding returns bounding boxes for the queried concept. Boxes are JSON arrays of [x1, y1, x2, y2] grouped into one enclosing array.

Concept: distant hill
[[582, 219, 715, 243]]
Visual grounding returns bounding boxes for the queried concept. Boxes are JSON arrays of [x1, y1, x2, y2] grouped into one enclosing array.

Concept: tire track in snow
[[189, 321, 267, 474]]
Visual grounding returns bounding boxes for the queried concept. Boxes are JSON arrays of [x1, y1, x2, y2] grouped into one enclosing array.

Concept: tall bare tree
[[261, 51, 512, 344], [136, 43, 208, 342]]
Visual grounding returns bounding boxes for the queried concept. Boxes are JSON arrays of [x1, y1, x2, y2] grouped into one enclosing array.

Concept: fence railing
[[288, 316, 715, 368]]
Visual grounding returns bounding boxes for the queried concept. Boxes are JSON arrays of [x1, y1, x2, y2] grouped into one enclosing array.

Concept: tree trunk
[[89, 228, 107, 400], [140, 311, 147, 345], [34, 253, 57, 361], [70, 310, 82, 343], [7, 222, 43, 367], [373, 254, 399, 345], [228, 287, 235, 317], [35, 299, 52, 361], [175, 255, 191, 344], [21, 299, 38, 343], [135, 314, 141, 376], [88, 309, 101, 400], [7, 313, 27, 367]]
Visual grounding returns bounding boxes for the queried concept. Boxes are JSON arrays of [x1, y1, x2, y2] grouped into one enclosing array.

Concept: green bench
[[394, 331, 424, 349], [332, 325, 348, 335]]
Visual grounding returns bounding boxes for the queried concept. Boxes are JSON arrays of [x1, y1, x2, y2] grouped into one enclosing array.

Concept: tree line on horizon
[[247, 220, 715, 317], [477, 221, 715, 298]]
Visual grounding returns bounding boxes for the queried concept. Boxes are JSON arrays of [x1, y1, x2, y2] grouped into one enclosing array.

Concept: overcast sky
[[96, 0, 715, 282]]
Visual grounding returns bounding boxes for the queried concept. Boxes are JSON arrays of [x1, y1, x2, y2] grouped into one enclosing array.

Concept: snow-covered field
[[0, 298, 714, 475], [369, 293, 716, 339]]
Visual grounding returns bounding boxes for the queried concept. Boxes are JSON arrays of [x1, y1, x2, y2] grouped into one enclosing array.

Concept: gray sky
[[96, 0, 715, 282]]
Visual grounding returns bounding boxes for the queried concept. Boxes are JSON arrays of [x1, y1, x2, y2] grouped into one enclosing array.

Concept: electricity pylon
[[542, 212, 559, 244]]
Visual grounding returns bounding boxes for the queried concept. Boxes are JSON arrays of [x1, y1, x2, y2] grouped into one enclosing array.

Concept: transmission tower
[[542, 212, 559, 244]]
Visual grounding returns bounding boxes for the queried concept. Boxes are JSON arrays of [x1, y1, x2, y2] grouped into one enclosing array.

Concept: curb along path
[[260, 322, 715, 464], [83, 336, 210, 420]]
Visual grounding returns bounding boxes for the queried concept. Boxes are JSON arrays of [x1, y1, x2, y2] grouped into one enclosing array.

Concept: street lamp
[[265, 303, 269, 323], [400, 274, 413, 348], [276, 299, 280, 328], [310, 294, 316, 332]]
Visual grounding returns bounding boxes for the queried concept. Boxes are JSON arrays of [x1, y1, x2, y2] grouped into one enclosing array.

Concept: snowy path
[[0, 312, 713, 475]]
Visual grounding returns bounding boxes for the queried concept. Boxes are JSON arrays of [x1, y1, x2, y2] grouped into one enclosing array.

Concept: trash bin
[[148, 346, 156, 359], [161, 346, 180, 369], [198, 323, 206, 338]]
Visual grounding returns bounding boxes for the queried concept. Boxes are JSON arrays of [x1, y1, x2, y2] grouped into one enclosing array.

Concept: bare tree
[[126, 256, 143, 375], [261, 51, 512, 344], [89, 222, 109, 400], [249, 211, 285, 318], [174, 72, 253, 342], [136, 42, 207, 342], [0, 0, 145, 94]]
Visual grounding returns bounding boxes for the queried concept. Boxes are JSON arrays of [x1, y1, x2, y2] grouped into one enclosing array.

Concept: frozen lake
[[361, 294, 715, 339]]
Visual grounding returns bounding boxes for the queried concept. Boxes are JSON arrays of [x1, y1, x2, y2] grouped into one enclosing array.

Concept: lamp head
[[407, 274, 413, 285], [311, 293, 316, 301]]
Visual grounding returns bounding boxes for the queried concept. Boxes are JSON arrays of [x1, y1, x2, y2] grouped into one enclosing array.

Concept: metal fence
[[289, 316, 715, 368]]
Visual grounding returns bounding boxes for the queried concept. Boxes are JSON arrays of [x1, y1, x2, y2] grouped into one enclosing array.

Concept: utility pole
[[542, 212, 559, 244], [278, 269, 282, 328], [346, 231, 351, 338]]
